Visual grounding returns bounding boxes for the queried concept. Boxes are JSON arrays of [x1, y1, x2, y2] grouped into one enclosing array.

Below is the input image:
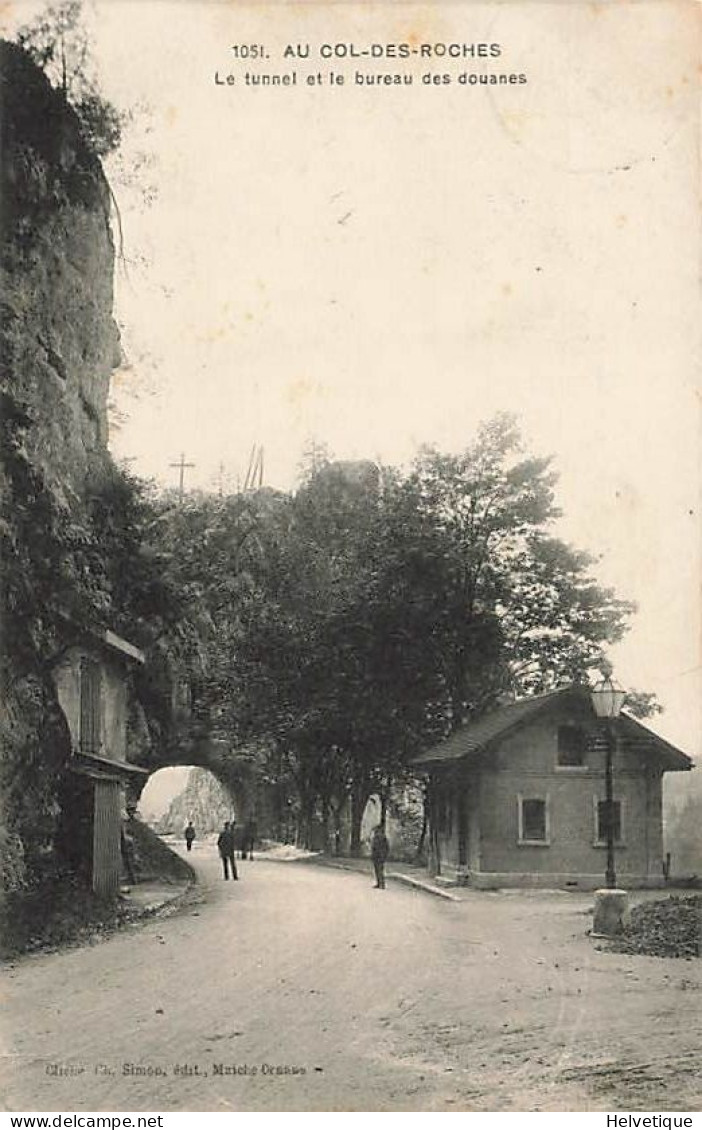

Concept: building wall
[[53, 650, 82, 747], [52, 645, 129, 760], [437, 698, 666, 887], [93, 779, 122, 897], [432, 769, 481, 877], [432, 776, 460, 876], [467, 773, 482, 871], [102, 663, 128, 761]]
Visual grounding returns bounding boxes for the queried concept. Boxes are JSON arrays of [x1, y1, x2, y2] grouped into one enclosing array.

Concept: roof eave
[[412, 688, 577, 768], [619, 713, 694, 772]]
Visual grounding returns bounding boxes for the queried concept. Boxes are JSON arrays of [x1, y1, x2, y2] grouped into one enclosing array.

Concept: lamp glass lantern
[[590, 677, 627, 720]]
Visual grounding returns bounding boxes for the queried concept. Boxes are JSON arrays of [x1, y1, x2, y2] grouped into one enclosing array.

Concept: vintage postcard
[[0, 0, 700, 1116]]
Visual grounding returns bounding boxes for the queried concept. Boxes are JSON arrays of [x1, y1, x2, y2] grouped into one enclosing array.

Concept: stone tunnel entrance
[[118, 764, 259, 885], [138, 765, 246, 841]]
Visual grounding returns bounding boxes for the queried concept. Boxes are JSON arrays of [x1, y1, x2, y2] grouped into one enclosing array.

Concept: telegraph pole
[[243, 444, 264, 492], [169, 453, 195, 501]]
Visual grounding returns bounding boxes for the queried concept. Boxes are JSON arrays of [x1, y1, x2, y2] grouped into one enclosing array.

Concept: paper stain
[[0, 2, 16, 33], [399, 8, 448, 51], [286, 376, 325, 407], [111, 365, 134, 392], [197, 324, 234, 344], [614, 482, 640, 512], [499, 110, 532, 144]]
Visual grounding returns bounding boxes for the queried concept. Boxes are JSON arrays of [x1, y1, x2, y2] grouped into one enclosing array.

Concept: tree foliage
[[144, 416, 642, 853], [16, 1, 123, 157], [5, 408, 645, 863]]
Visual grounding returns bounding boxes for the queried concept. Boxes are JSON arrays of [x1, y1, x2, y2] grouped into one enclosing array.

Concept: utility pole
[[243, 444, 256, 492], [252, 444, 264, 489], [242, 444, 265, 492], [215, 461, 226, 498], [169, 453, 195, 502]]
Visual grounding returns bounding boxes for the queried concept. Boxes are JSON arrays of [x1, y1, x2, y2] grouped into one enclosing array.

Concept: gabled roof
[[412, 688, 571, 766], [69, 751, 149, 781], [103, 629, 145, 665], [412, 686, 693, 773], [616, 712, 694, 772], [49, 616, 146, 667]]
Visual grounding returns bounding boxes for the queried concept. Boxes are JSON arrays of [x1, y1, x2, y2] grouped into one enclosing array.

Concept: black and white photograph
[[0, 0, 700, 1115]]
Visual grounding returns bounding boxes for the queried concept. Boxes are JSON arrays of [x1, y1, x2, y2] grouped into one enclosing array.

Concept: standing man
[[120, 819, 137, 886], [184, 821, 196, 852], [241, 816, 257, 860], [217, 820, 238, 881], [371, 823, 389, 890]]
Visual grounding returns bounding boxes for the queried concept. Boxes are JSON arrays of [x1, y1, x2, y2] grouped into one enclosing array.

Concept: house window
[[557, 725, 587, 767], [79, 657, 102, 754], [518, 795, 550, 845], [596, 800, 622, 844]]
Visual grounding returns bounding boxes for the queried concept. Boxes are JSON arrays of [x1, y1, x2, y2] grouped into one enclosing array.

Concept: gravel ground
[[0, 822, 193, 961], [1, 850, 700, 1112], [608, 896, 701, 960]]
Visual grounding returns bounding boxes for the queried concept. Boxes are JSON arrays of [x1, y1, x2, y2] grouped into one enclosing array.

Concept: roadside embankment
[[0, 821, 196, 962]]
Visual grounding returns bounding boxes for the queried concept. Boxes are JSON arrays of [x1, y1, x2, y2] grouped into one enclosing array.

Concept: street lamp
[[590, 675, 626, 889], [590, 675, 630, 937]]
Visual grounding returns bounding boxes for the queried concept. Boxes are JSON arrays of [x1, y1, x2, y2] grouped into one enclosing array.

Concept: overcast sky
[[5, 1, 700, 771]]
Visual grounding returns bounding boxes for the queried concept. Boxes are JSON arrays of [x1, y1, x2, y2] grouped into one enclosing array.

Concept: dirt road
[[1, 847, 699, 1112]]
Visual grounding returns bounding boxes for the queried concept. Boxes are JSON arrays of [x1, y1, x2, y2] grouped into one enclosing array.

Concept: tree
[[206, 425, 639, 854], [395, 415, 635, 724], [119, 418, 643, 859], [16, 2, 123, 157]]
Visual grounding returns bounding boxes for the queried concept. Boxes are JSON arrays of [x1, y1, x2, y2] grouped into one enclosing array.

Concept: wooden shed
[[51, 628, 148, 897]]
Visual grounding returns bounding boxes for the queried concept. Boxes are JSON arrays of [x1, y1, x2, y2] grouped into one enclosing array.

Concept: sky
[[4, 1, 700, 780], [139, 766, 190, 820]]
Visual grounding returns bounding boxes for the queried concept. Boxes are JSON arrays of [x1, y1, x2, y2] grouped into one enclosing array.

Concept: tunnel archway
[[138, 765, 245, 837], [128, 733, 261, 824]]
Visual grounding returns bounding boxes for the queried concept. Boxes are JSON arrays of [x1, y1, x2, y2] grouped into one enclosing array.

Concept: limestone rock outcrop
[[1, 40, 120, 503], [0, 41, 123, 888], [158, 768, 234, 837]]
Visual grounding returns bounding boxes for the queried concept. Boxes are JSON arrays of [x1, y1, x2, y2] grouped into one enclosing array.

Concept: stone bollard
[[592, 888, 630, 937]]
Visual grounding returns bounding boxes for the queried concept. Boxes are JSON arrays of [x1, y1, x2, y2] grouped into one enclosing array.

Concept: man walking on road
[[184, 821, 196, 852], [217, 821, 238, 880], [371, 823, 389, 890]]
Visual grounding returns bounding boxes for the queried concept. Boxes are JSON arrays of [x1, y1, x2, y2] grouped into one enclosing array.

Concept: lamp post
[[590, 676, 626, 888], [590, 675, 629, 936]]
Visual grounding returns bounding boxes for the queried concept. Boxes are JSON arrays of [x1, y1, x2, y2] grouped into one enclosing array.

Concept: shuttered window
[[518, 795, 550, 845], [79, 657, 102, 754], [557, 725, 587, 767], [596, 800, 622, 844], [522, 799, 546, 841]]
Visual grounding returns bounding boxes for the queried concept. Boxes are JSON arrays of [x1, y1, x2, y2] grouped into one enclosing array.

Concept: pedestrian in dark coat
[[120, 822, 137, 886], [371, 824, 389, 890], [184, 821, 196, 852], [217, 821, 238, 880], [241, 818, 257, 860]]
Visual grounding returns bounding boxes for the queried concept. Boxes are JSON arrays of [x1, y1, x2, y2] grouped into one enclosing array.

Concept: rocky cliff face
[[158, 768, 234, 837], [0, 41, 123, 889], [1, 40, 120, 502]]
